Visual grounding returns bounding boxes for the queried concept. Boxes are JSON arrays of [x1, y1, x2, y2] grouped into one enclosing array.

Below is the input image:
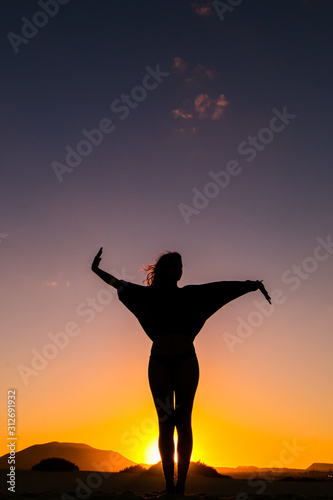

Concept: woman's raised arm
[[256, 280, 271, 304], [91, 247, 122, 289]]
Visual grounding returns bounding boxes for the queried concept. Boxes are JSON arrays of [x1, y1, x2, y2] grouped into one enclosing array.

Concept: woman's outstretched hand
[[91, 247, 103, 272], [256, 280, 271, 304]]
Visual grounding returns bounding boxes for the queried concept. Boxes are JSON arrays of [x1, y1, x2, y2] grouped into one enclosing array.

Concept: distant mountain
[[0, 442, 136, 472], [216, 465, 304, 478], [216, 463, 333, 479], [216, 465, 260, 475], [306, 463, 333, 472]]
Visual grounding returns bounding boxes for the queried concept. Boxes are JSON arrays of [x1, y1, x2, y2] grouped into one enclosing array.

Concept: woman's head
[[143, 251, 183, 287]]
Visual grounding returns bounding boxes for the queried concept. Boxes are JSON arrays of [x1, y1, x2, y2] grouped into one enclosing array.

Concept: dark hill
[[306, 463, 333, 472], [0, 442, 136, 472]]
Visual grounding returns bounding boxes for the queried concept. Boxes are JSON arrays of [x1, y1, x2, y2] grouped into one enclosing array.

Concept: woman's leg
[[148, 356, 176, 492], [174, 354, 199, 494]]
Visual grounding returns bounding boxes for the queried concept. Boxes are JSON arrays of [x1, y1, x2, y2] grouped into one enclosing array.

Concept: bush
[[119, 465, 146, 474], [32, 457, 79, 471], [145, 460, 229, 478], [146, 461, 163, 475], [189, 460, 230, 478]]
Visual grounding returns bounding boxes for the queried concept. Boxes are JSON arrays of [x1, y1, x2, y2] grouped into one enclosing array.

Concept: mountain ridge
[[0, 441, 136, 472]]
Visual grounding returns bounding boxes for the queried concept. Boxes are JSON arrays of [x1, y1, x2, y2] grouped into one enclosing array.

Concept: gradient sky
[[1, 0, 333, 468]]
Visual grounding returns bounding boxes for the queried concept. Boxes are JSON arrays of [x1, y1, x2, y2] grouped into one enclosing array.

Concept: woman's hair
[[143, 251, 182, 286]]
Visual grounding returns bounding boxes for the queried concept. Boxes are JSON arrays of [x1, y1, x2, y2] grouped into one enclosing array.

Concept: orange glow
[[144, 438, 160, 465], [2, 316, 333, 470]]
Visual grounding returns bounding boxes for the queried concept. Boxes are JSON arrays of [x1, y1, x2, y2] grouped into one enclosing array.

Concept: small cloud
[[171, 108, 193, 120], [172, 59, 215, 84], [173, 57, 188, 73], [194, 94, 211, 118], [45, 272, 71, 288], [171, 94, 228, 125], [46, 281, 58, 288], [185, 64, 215, 83], [194, 93, 229, 119], [211, 94, 229, 120], [191, 1, 213, 17]]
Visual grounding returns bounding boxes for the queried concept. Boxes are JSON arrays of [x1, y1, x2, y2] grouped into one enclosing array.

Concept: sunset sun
[[144, 439, 160, 465]]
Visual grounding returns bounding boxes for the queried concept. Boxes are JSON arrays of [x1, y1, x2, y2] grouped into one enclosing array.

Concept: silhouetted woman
[[91, 248, 271, 494]]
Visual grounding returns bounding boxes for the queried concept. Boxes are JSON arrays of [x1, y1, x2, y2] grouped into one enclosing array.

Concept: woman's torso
[[151, 333, 194, 355], [119, 280, 249, 351]]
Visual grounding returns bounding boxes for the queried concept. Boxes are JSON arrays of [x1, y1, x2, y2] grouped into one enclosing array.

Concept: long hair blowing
[[143, 251, 181, 286]]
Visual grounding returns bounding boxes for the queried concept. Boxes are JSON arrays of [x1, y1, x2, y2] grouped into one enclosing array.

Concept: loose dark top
[[117, 280, 257, 341]]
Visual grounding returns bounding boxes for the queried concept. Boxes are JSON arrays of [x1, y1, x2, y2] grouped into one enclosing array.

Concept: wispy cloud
[[191, 1, 213, 17], [45, 272, 70, 288], [185, 63, 215, 83], [171, 57, 227, 132], [195, 93, 229, 120], [172, 58, 215, 83], [172, 93, 229, 123], [46, 281, 58, 288], [172, 57, 188, 73], [171, 109, 193, 120]]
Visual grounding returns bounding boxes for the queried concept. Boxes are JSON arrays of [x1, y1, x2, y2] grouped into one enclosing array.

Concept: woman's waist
[[151, 333, 194, 355]]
